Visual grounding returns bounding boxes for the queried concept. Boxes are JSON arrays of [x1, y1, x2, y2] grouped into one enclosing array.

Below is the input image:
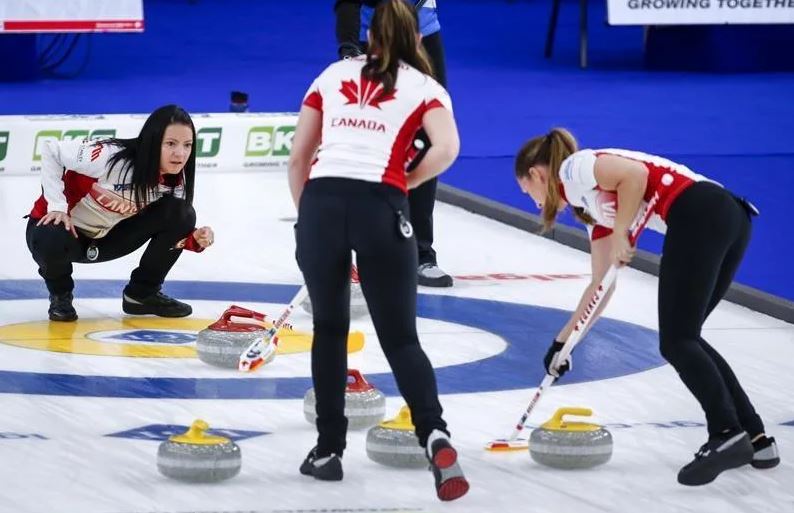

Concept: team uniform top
[[301, 55, 452, 193], [29, 139, 186, 239], [559, 148, 711, 240]]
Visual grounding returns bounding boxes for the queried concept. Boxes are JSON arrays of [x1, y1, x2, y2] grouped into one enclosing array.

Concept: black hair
[[105, 104, 196, 209], [362, 0, 434, 97]]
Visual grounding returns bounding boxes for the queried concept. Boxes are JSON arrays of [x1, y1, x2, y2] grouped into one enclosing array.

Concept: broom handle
[[237, 284, 309, 372], [505, 190, 661, 441]]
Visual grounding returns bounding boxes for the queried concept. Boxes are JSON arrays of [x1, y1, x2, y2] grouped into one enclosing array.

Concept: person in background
[[334, 0, 453, 287], [26, 104, 214, 321], [289, 0, 469, 501], [514, 127, 779, 486]]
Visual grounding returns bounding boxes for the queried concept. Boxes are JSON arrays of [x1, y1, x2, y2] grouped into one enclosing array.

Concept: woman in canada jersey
[[514, 128, 779, 485], [26, 105, 214, 322], [287, 0, 468, 501]]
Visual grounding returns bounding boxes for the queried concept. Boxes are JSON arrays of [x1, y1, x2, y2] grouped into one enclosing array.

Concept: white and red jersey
[[559, 148, 713, 240], [29, 139, 185, 239], [302, 55, 452, 192]]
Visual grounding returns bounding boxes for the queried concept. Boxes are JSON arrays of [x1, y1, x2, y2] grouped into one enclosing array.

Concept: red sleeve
[[591, 224, 613, 241], [425, 98, 444, 111], [303, 91, 323, 111], [174, 230, 206, 253]]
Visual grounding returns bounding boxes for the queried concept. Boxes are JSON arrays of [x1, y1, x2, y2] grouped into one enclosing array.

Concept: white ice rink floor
[[0, 171, 792, 513]]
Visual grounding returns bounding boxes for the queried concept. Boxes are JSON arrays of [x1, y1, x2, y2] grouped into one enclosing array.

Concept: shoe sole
[[432, 444, 469, 501], [49, 314, 78, 322], [433, 446, 458, 469], [122, 304, 192, 318], [418, 276, 453, 288], [751, 458, 780, 469], [437, 476, 470, 501]]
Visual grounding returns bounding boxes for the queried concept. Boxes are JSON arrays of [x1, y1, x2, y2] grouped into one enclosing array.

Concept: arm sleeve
[[588, 224, 614, 241], [302, 75, 323, 111], [334, 0, 364, 58], [40, 139, 112, 213], [559, 150, 598, 191], [425, 78, 452, 112]]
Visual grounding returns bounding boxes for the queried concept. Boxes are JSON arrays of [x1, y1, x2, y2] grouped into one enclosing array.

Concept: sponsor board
[[608, 0, 794, 24], [0, 113, 297, 176]]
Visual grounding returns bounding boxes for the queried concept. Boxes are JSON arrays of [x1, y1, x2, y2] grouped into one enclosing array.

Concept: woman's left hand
[[611, 232, 635, 266], [193, 226, 215, 248]]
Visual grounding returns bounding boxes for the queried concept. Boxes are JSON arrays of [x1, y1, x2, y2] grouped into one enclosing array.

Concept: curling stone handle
[[549, 407, 593, 428], [186, 419, 210, 439], [346, 369, 373, 391], [223, 305, 267, 323], [397, 405, 413, 424]]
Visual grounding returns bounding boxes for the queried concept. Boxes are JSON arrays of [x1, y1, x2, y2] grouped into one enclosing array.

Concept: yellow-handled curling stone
[[304, 369, 386, 430], [365, 405, 427, 468], [157, 420, 242, 482], [529, 407, 613, 469]]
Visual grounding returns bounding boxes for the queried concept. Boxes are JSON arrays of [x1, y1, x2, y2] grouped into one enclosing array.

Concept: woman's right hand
[[37, 211, 78, 238]]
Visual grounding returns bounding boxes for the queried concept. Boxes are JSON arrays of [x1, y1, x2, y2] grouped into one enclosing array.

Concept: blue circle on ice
[[0, 279, 664, 399]]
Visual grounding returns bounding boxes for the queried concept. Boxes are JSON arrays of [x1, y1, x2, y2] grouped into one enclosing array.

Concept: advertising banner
[[0, 0, 144, 33], [0, 113, 298, 176], [608, 0, 794, 25]]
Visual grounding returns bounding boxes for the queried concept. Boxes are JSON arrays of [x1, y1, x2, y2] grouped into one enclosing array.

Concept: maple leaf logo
[[339, 76, 396, 109]]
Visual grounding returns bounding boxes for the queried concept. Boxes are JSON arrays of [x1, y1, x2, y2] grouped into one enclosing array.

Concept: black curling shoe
[[122, 289, 192, 317], [677, 430, 753, 486], [48, 292, 78, 322], [299, 447, 343, 481]]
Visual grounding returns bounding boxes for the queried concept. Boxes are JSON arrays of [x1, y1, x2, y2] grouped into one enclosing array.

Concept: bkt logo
[[195, 127, 222, 158], [0, 131, 8, 161], [245, 125, 295, 157], [33, 129, 116, 161]]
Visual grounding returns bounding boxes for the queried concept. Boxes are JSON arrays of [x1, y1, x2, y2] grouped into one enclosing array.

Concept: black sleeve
[[334, 0, 364, 59]]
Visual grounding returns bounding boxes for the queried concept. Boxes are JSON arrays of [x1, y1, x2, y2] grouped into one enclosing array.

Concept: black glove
[[543, 339, 572, 378]]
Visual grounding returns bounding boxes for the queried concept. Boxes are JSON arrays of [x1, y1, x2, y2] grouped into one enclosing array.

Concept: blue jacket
[[360, 0, 440, 39]]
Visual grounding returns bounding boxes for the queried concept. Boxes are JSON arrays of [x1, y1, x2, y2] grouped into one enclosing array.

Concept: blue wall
[[0, 0, 792, 301]]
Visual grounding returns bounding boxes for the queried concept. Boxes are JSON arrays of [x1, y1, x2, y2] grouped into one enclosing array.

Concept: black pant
[[26, 196, 196, 297], [408, 30, 447, 266], [296, 178, 448, 457], [659, 181, 764, 438]]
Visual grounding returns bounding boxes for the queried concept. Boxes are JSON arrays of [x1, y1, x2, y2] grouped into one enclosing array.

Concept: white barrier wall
[[0, 113, 298, 176], [608, 0, 794, 25]]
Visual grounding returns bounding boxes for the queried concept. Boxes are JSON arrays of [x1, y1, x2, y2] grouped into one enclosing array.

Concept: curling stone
[[157, 419, 242, 482], [196, 305, 276, 369], [529, 407, 613, 469], [304, 369, 386, 430], [366, 405, 427, 468], [302, 267, 368, 318]]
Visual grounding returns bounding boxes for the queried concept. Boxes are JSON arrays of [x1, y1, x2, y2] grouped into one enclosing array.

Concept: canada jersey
[[302, 56, 452, 192], [559, 148, 712, 240], [29, 139, 185, 239]]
